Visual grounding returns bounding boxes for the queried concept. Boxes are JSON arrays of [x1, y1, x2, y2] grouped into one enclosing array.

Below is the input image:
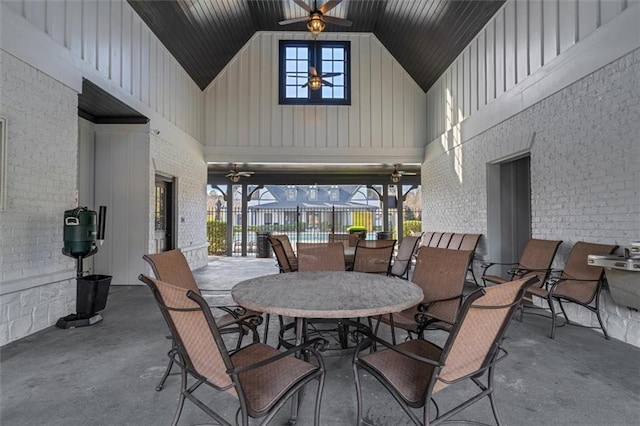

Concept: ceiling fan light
[[307, 14, 325, 35], [230, 174, 241, 183], [309, 76, 322, 90], [391, 174, 401, 184]]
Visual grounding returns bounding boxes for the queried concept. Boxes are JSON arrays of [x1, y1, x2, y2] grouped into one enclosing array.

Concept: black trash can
[[76, 274, 112, 318], [256, 232, 273, 258], [377, 231, 393, 240]]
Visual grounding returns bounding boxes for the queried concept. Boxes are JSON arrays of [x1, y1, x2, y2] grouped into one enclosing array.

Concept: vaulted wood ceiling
[[128, 0, 505, 92]]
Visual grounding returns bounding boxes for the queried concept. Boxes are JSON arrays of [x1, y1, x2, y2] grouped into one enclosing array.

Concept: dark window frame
[[279, 40, 351, 106]]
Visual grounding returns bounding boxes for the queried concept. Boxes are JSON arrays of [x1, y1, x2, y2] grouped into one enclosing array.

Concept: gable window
[[286, 186, 297, 201], [279, 40, 350, 105], [308, 185, 318, 201], [329, 186, 340, 202]]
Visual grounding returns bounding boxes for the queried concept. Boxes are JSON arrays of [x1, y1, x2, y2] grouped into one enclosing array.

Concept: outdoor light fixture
[[391, 173, 401, 184], [307, 13, 325, 36], [308, 75, 323, 90]]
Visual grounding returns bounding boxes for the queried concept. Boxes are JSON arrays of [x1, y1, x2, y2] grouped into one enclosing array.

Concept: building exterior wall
[[0, 1, 208, 345], [0, 51, 78, 345], [423, 1, 640, 346], [149, 134, 208, 270]]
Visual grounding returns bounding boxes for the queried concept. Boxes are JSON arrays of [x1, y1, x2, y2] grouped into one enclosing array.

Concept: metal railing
[[207, 205, 422, 256]]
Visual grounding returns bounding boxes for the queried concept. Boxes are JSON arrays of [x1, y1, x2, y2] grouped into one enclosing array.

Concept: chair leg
[[156, 355, 174, 391], [389, 313, 397, 345], [594, 296, 610, 340], [353, 364, 364, 425], [171, 359, 188, 426], [313, 375, 325, 426], [487, 366, 503, 426], [549, 296, 558, 339]]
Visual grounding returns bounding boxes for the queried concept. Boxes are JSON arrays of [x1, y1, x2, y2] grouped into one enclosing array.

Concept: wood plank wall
[[4, 0, 204, 142], [204, 32, 427, 164], [426, 0, 630, 143]]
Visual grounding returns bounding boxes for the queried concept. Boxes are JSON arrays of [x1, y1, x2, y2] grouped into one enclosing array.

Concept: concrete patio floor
[[1, 256, 639, 425]]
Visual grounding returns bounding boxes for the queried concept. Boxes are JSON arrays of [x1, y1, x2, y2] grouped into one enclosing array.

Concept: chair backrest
[[139, 275, 234, 390], [556, 241, 618, 304], [563, 241, 618, 281], [437, 232, 453, 248], [428, 232, 443, 247], [143, 249, 201, 294], [411, 247, 472, 324], [389, 235, 421, 277], [459, 233, 481, 252], [447, 233, 464, 249], [273, 234, 296, 262], [517, 238, 562, 284], [352, 241, 396, 275], [356, 239, 396, 248], [268, 236, 294, 273], [297, 243, 346, 271], [420, 232, 435, 247], [434, 276, 536, 393]]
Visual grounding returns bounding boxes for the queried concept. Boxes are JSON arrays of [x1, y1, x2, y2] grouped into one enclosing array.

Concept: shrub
[[207, 220, 227, 254], [403, 220, 422, 237]]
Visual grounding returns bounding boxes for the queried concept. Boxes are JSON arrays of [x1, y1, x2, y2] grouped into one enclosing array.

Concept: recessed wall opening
[[486, 154, 532, 277]]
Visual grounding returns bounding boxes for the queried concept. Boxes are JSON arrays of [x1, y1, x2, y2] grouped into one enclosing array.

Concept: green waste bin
[[377, 231, 393, 240]]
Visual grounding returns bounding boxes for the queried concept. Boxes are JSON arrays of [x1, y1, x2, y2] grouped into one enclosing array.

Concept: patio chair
[[447, 233, 464, 249], [436, 232, 453, 248], [353, 276, 538, 426], [459, 233, 482, 285], [297, 242, 346, 271], [268, 235, 297, 273], [143, 250, 264, 391], [525, 241, 618, 339], [389, 234, 422, 279], [481, 238, 562, 287], [139, 275, 326, 426], [351, 240, 396, 275], [377, 247, 472, 344], [428, 232, 443, 247]]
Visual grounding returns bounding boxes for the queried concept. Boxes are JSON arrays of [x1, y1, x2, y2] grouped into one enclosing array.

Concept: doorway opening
[[486, 155, 531, 276], [155, 176, 175, 252]]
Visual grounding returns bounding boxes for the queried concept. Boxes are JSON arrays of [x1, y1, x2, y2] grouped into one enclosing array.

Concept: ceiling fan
[[289, 66, 341, 90], [225, 164, 254, 183], [279, 0, 353, 37], [390, 164, 417, 183]]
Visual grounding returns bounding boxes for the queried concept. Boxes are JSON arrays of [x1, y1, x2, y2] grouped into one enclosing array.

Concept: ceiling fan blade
[[319, 72, 341, 78], [293, 0, 313, 13], [320, 79, 334, 87], [279, 16, 309, 26], [224, 172, 234, 178], [322, 15, 352, 27], [301, 82, 309, 88], [319, 0, 342, 14], [309, 66, 318, 76]]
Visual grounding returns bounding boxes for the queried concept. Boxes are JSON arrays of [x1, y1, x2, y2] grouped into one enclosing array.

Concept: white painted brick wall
[[148, 134, 208, 269], [423, 49, 640, 346], [0, 51, 78, 345]]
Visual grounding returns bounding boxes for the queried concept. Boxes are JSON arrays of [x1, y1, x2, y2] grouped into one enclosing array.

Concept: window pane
[[322, 60, 333, 72], [333, 87, 344, 98], [297, 62, 308, 73], [322, 86, 333, 98], [297, 48, 308, 60], [333, 61, 344, 73], [286, 47, 297, 58], [297, 87, 308, 98], [286, 76, 301, 85], [322, 47, 332, 59], [333, 75, 344, 86], [286, 86, 297, 98], [333, 48, 344, 60], [286, 60, 298, 72]]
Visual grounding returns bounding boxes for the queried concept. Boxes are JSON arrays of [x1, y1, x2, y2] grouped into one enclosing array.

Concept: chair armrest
[[416, 294, 462, 313], [508, 267, 549, 277], [228, 337, 327, 375], [352, 330, 443, 367]]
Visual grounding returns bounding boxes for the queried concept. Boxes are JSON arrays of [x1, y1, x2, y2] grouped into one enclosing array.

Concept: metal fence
[[207, 205, 422, 256]]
